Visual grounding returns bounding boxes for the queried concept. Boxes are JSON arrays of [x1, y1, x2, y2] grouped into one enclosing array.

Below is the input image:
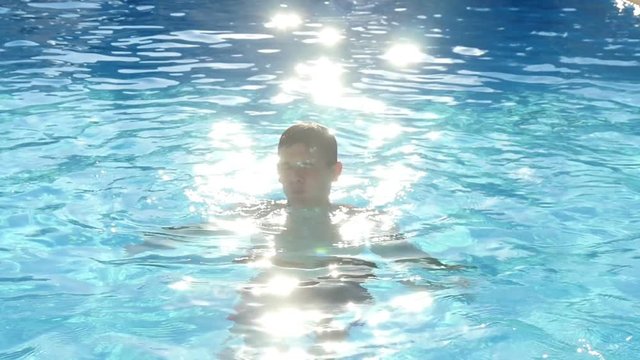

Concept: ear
[[332, 161, 343, 181], [277, 161, 284, 184]]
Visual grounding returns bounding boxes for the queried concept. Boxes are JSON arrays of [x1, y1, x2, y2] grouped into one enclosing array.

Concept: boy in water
[[227, 123, 376, 357], [226, 122, 454, 358], [276, 122, 343, 209], [130, 122, 457, 357]]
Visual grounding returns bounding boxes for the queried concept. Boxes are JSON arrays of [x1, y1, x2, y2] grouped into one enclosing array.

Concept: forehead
[[278, 143, 323, 162]]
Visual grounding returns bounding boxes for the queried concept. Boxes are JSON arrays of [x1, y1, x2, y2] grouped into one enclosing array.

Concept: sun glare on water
[[187, 120, 279, 211], [317, 27, 342, 46], [277, 57, 387, 112], [251, 275, 300, 297], [256, 308, 326, 338], [266, 13, 303, 30], [383, 43, 425, 67]]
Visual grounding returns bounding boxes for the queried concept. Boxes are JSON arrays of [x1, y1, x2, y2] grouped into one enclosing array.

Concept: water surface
[[1, 0, 639, 359]]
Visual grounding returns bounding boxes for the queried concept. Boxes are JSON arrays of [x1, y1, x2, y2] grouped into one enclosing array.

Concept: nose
[[289, 168, 305, 183]]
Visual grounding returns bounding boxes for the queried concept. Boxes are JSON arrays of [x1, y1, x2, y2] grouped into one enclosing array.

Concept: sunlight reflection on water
[[2, 0, 640, 358], [382, 43, 425, 67], [266, 13, 303, 31]]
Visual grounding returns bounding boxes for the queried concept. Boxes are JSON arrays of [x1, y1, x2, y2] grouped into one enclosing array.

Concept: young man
[[226, 123, 377, 357], [272, 122, 443, 258], [276, 122, 343, 209], [127, 122, 347, 254], [224, 123, 462, 358]]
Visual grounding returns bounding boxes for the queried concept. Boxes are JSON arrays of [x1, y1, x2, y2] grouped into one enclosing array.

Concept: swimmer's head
[[277, 122, 342, 208], [278, 122, 338, 165]]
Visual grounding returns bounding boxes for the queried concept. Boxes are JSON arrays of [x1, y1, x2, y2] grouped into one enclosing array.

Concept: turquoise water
[[1, 0, 640, 358]]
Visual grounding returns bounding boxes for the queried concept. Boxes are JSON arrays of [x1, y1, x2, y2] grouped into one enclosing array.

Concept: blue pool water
[[1, 0, 640, 358]]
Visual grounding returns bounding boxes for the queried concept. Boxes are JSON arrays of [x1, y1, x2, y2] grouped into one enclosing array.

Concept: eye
[[298, 160, 315, 169], [277, 160, 318, 172]]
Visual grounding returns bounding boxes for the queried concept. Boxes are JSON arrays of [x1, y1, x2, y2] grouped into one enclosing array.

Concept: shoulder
[[330, 204, 401, 243], [333, 204, 396, 224], [232, 199, 288, 219]]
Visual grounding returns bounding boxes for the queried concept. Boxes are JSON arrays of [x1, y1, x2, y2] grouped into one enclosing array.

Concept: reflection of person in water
[[224, 123, 455, 358], [128, 122, 459, 357]]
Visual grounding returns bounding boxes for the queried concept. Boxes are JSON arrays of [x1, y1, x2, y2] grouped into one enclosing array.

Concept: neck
[[287, 199, 332, 211]]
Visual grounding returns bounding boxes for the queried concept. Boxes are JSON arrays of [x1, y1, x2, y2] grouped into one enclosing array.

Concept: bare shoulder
[[330, 205, 433, 262], [126, 200, 286, 255], [332, 204, 400, 234], [234, 199, 288, 219]]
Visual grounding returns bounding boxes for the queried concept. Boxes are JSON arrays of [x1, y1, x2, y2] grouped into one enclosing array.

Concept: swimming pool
[[1, 0, 639, 358]]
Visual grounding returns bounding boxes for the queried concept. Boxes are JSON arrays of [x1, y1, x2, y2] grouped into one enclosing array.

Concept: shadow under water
[[124, 201, 468, 358], [135, 201, 467, 358]]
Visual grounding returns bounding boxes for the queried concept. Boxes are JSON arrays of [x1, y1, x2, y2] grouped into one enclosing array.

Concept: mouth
[[287, 184, 307, 196]]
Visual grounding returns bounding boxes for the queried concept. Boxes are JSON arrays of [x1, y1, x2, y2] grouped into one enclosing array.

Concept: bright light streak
[[248, 258, 273, 268], [266, 13, 302, 30], [368, 123, 404, 148], [338, 214, 374, 244], [188, 120, 280, 210], [295, 57, 345, 104], [367, 164, 423, 206], [513, 167, 536, 182], [425, 131, 442, 141], [169, 276, 195, 291], [390, 291, 434, 312], [208, 121, 252, 148], [317, 27, 342, 45], [256, 308, 325, 338], [262, 275, 300, 297], [367, 309, 392, 326], [383, 43, 425, 67], [452, 46, 487, 56], [281, 58, 387, 112], [321, 341, 352, 354], [215, 218, 259, 236]]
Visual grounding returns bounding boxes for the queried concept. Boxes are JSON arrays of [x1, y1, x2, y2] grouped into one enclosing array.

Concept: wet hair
[[278, 122, 338, 165]]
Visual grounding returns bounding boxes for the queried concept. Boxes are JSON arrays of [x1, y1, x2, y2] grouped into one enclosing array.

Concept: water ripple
[[28, 2, 101, 10], [86, 77, 179, 90], [33, 49, 140, 64], [2, 1, 640, 358], [0, 346, 38, 360], [560, 56, 639, 67]]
